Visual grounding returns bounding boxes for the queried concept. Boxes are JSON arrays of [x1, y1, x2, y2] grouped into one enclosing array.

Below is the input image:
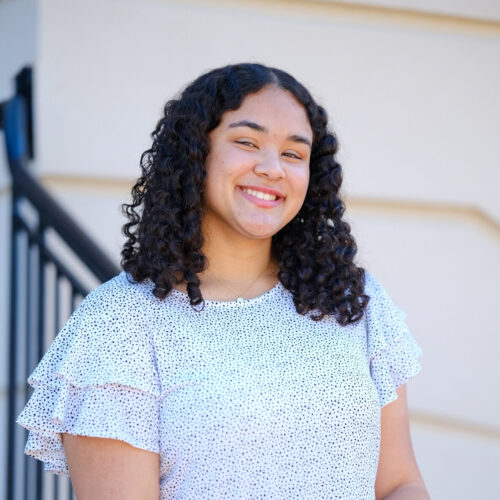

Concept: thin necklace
[[211, 265, 275, 302]]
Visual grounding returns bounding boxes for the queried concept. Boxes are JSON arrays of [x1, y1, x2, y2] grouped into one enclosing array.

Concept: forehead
[[219, 86, 313, 139]]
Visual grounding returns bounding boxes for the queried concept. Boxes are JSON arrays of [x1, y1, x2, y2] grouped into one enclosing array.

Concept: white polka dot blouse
[[17, 270, 423, 499]]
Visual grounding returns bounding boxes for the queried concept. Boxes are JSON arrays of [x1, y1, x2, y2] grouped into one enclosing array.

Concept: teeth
[[241, 188, 278, 201]]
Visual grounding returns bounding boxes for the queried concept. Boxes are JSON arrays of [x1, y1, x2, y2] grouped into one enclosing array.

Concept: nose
[[253, 151, 285, 180]]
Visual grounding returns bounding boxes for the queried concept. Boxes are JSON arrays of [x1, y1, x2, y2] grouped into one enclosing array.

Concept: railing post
[[7, 188, 20, 500], [36, 222, 47, 500]]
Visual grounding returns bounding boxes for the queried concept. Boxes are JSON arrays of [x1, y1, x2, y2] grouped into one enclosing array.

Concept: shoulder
[[363, 270, 387, 298], [362, 271, 402, 320], [69, 271, 165, 334], [80, 271, 155, 313], [66, 271, 162, 351]]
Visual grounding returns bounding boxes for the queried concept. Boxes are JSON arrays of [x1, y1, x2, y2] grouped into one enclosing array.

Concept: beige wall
[[330, 0, 500, 22], [2, 0, 499, 497]]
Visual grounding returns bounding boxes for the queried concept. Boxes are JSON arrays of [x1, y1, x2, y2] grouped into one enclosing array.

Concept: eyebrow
[[228, 120, 312, 148]]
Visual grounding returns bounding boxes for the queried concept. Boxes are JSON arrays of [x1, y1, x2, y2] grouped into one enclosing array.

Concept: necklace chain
[[212, 265, 274, 301]]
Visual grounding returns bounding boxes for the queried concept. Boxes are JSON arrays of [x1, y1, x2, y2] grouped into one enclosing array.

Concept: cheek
[[204, 154, 226, 188], [283, 170, 309, 220], [206, 146, 243, 178], [293, 168, 310, 201]]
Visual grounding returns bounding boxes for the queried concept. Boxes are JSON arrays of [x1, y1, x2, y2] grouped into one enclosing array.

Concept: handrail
[[9, 156, 120, 281], [2, 92, 119, 282]]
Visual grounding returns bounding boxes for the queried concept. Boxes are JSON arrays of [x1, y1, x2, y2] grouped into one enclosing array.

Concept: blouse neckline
[[169, 279, 284, 307], [122, 271, 285, 307]]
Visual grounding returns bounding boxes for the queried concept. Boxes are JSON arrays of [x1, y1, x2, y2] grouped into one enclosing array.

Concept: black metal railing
[[2, 68, 120, 500]]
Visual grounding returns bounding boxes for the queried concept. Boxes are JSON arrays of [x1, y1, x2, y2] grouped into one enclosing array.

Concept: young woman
[[17, 63, 428, 499]]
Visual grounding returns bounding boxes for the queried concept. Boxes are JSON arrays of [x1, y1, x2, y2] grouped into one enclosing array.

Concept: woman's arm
[[62, 433, 160, 500], [375, 385, 430, 500]]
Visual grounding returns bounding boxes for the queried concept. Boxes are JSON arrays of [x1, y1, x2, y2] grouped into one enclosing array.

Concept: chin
[[235, 223, 276, 238], [234, 215, 289, 240], [245, 232, 276, 240], [242, 226, 285, 240]]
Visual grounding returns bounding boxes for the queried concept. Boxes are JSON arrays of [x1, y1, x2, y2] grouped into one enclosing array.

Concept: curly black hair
[[121, 63, 369, 325]]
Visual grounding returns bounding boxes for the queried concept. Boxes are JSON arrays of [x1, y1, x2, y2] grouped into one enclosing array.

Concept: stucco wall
[[329, 0, 500, 22], [2, 0, 499, 497]]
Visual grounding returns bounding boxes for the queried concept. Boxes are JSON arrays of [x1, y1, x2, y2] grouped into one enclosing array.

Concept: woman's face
[[203, 85, 312, 241]]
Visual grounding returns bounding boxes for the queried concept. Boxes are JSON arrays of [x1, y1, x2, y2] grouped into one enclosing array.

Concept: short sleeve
[[16, 273, 161, 475], [364, 272, 423, 408]]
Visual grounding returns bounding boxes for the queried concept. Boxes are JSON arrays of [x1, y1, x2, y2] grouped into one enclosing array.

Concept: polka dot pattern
[[16, 270, 422, 499]]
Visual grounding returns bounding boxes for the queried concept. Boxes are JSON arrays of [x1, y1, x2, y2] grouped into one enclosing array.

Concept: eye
[[235, 140, 257, 148], [283, 151, 302, 160]]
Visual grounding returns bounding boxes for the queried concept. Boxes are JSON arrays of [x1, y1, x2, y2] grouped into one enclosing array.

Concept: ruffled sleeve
[[364, 272, 423, 408], [16, 272, 161, 475]]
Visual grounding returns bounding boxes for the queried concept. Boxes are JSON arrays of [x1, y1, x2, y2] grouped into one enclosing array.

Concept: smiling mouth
[[237, 186, 285, 208], [240, 187, 279, 201]]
